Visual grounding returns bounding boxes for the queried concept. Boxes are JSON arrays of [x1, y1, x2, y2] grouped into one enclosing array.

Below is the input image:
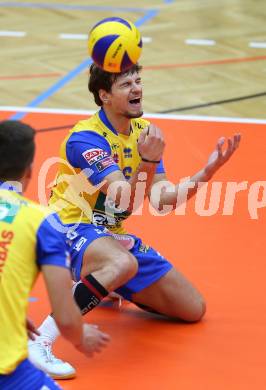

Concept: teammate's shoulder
[[3, 192, 55, 228], [25, 201, 64, 236], [0, 190, 33, 209], [12, 193, 54, 219], [30, 200, 54, 218]]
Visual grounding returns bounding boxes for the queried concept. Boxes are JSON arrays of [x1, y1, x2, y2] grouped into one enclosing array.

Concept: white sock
[[37, 315, 60, 343]]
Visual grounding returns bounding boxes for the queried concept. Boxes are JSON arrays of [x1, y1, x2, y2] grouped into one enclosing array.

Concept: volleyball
[[88, 17, 142, 73]]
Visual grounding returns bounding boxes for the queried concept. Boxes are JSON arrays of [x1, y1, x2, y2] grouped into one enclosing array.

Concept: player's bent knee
[[112, 251, 138, 282], [99, 250, 138, 288]]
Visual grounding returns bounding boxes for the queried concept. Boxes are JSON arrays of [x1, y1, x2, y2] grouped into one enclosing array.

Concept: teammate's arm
[[42, 265, 110, 357], [37, 214, 110, 357], [42, 265, 82, 345], [149, 134, 241, 209]]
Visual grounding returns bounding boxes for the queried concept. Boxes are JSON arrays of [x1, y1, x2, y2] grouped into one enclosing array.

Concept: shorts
[[0, 359, 62, 390], [66, 223, 173, 301]]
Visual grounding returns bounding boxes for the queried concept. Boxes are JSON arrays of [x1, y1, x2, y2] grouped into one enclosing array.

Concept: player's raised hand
[[205, 133, 241, 178], [76, 323, 110, 358], [138, 124, 165, 162]]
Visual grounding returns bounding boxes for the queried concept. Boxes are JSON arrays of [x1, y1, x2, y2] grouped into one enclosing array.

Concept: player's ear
[[26, 164, 33, 180], [99, 89, 109, 105]]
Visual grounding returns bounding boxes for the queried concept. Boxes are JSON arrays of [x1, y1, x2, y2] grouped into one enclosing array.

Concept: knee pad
[[72, 274, 108, 315]]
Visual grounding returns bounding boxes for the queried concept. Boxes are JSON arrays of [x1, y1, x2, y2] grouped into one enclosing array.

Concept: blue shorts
[[66, 224, 173, 301], [0, 359, 62, 390]]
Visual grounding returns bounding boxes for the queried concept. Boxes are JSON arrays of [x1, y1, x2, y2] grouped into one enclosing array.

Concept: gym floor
[[1, 109, 265, 390]]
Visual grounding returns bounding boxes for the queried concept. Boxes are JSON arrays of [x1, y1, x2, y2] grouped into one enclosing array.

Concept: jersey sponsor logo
[[0, 230, 14, 276], [111, 143, 120, 151], [92, 210, 129, 229], [73, 237, 87, 252], [92, 211, 116, 226], [94, 228, 106, 235], [0, 206, 9, 220], [123, 147, 132, 158], [95, 156, 115, 172], [139, 243, 149, 253], [104, 198, 124, 213], [113, 153, 119, 163], [134, 121, 144, 130], [123, 166, 132, 180], [82, 148, 108, 166], [0, 201, 19, 223], [66, 229, 78, 241]]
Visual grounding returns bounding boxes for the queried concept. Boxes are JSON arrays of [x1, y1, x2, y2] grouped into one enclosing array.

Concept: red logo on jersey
[[0, 230, 14, 276], [82, 148, 108, 165]]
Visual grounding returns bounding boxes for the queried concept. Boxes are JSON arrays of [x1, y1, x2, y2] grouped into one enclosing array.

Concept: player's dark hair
[[0, 120, 36, 180], [88, 63, 142, 106]]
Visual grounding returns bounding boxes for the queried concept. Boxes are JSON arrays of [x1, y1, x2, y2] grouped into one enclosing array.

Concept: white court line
[[59, 33, 87, 40], [185, 39, 216, 46], [1, 106, 266, 124], [142, 37, 152, 43], [59, 33, 152, 43], [249, 42, 266, 49], [0, 30, 26, 37]]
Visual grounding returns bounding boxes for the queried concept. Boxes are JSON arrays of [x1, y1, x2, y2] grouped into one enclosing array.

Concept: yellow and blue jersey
[[50, 108, 165, 233], [0, 184, 70, 375]]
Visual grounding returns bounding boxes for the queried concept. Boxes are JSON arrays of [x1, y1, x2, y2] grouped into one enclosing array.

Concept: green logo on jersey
[[0, 201, 19, 223]]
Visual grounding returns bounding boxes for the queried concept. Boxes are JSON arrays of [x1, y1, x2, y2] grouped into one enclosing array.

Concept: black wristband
[[141, 157, 160, 164]]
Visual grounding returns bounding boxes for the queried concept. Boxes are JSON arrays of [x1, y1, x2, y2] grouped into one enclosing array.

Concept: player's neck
[[104, 108, 131, 136]]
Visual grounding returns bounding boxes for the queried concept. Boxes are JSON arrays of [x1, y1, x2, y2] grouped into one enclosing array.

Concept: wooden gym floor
[[1, 1, 266, 389]]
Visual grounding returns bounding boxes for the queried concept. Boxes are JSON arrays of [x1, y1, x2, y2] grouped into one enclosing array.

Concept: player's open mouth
[[129, 98, 141, 105]]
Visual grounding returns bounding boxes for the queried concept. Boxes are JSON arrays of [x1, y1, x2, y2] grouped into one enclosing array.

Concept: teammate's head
[[88, 63, 143, 119], [0, 120, 35, 182]]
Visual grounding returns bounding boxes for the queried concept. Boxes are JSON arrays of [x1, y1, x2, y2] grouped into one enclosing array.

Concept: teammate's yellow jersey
[[0, 185, 70, 374], [50, 109, 164, 233]]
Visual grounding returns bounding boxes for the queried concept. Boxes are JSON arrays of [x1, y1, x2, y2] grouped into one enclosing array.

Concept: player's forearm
[[154, 167, 212, 208], [178, 168, 212, 204], [53, 299, 83, 348], [42, 266, 84, 348]]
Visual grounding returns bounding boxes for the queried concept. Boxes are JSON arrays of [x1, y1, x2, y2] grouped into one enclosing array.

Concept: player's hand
[[138, 124, 165, 162], [204, 134, 241, 178], [26, 318, 40, 340], [76, 323, 110, 358]]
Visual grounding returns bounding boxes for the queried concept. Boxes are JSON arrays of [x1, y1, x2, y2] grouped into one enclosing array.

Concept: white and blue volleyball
[[88, 17, 142, 73]]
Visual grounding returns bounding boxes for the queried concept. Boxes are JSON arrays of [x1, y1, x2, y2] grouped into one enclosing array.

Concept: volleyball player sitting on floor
[[29, 63, 241, 378]]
